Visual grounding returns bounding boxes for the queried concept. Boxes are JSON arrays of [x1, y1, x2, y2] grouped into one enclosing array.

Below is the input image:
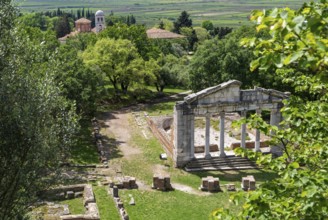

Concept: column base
[[219, 152, 226, 157], [204, 154, 211, 159]]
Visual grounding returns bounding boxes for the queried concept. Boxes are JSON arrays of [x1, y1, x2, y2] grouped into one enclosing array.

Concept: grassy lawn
[[119, 189, 238, 220], [93, 186, 121, 220], [59, 198, 85, 214]]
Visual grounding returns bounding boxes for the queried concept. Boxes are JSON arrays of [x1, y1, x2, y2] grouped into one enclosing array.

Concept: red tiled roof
[[75, 18, 91, 24]]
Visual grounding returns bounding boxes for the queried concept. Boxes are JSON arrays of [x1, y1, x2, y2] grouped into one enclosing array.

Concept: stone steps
[[184, 156, 258, 172]]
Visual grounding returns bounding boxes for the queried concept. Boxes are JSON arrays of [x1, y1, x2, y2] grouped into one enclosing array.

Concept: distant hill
[[19, 0, 308, 27]]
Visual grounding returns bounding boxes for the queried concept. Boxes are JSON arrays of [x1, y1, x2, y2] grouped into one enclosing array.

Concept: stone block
[[226, 184, 236, 191], [200, 176, 220, 192], [83, 184, 95, 206], [66, 191, 74, 199], [112, 186, 119, 198], [129, 197, 135, 205], [74, 191, 83, 198], [117, 201, 124, 209], [87, 202, 100, 217], [57, 192, 66, 200], [242, 175, 256, 191]]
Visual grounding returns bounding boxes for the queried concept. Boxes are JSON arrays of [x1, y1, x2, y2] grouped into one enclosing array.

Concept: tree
[[194, 27, 210, 44], [0, 1, 78, 218], [18, 12, 51, 31], [98, 23, 153, 60], [202, 20, 214, 31], [214, 1, 328, 219], [55, 35, 103, 115], [159, 20, 165, 29], [55, 14, 71, 38], [173, 11, 192, 33], [189, 26, 259, 91], [82, 38, 150, 93], [210, 26, 233, 39], [180, 27, 198, 51]]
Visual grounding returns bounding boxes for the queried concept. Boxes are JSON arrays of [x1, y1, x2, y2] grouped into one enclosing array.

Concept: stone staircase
[[184, 155, 258, 172]]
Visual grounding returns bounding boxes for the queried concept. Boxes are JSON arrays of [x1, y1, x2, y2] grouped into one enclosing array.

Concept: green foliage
[[56, 35, 104, 115], [98, 23, 152, 60], [152, 54, 189, 92], [0, 1, 78, 218], [82, 38, 152, 93], [55, 14, 71, 38], [209, 26, 233, 39], [202, 20, 214, 31], [189, 26, 258, 91], [18, 12, 51, 31], [173, 11, 193, 33], [214, 1, 328, 219]]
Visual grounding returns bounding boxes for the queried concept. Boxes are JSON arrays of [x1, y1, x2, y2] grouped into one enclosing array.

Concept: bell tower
[[95, 10, 106, 33]]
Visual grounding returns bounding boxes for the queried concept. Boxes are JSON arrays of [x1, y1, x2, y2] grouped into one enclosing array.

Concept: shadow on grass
[[70, 119, 99, 164], [189, 169, 277, 184], [101, 135, 124, 159]]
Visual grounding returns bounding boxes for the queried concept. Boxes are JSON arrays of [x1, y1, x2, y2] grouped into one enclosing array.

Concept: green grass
[[93, 186, 121, 220], [69, 119, 99, 164], [119, 189, 238, 220], [20, 0, 307, 27], [59, 197, 85, 214], [146, 101, 177, 116]]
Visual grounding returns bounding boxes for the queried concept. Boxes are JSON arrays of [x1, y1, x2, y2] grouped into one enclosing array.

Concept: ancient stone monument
[[200, 176, 220, 192], [241, 175, 256, 191], [173, 80, 289, 167], [152, 175, 173, 191]]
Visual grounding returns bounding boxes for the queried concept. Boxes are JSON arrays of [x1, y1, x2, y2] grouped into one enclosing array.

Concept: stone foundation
[[152, 175, 173, 191]]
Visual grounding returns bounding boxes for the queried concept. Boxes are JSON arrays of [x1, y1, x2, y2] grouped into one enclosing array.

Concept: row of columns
[[193, 109, 277, 159]]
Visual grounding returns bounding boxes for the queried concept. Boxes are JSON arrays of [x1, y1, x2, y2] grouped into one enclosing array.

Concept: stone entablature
[[173, 80, 289, 168]]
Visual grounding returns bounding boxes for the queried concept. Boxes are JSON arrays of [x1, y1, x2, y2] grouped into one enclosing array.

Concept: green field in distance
[[17, 0, 311, 27]]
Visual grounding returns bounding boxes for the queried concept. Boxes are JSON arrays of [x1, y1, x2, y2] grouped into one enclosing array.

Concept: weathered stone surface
[[74, 192, 83, 198], [242, 175, 256, 191], [112, 186, 119, 198], [226, 183, 236, 191], [83, 184, 95, 206], [86, 202, 99, 217], [129, 197, 135, 205], [173, 80, 288, 168], [200, 176, 220, 192], [67, 191, 74, 199], [152, 175, 172, 191]]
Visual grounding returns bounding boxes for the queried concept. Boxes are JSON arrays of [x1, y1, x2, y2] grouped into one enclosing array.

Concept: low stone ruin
[[199, 176, 221, 192], [152, 175, 173, 191], [110, 186, 129, 220], [109, 176, 138, 189], [92, 118, 110, 164], [37, 184, 100, 220], [241, 175, 256, 191], [226, 183, 236, 191]]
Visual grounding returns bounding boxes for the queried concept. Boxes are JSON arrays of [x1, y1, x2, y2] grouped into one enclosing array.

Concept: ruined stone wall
[[146, 117, 174, 156]]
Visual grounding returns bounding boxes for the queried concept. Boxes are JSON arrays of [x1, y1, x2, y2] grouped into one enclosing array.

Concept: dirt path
[[104, 109, 142, 159]]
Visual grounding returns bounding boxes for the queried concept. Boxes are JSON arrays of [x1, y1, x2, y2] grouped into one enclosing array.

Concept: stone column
[[270, 108, 283, 156], [255, 109, 261, 152], [219, 112, 226, 157], [241, 111, 247, 149], [205, 115, 211, 159], [190, 115, 195, 159]]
